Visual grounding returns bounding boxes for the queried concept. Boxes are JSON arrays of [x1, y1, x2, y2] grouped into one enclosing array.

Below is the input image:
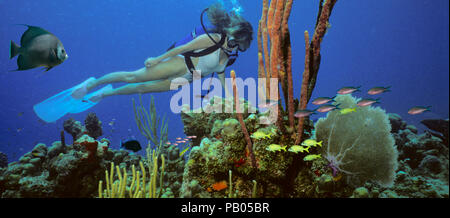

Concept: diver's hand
[[145, 57, 160, 68]]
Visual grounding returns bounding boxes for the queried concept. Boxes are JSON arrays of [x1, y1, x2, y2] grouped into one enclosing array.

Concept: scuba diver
[[34, 4, 253, 122]]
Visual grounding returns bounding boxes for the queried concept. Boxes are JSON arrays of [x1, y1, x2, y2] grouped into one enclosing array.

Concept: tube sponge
[[315, 94, 398, 187]]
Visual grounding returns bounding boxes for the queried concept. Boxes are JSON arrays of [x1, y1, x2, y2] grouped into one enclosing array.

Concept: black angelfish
[[120, 139, 142, 152], [10, 25, 68, 71]]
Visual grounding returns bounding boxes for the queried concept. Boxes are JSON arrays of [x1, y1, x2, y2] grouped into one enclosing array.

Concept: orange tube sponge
[[257, 21, 266, 83], [231, 70, 256, 168], [312, 0, 337, 58], [296, 31, 311, 144], [262, 0, 271, 97], [267, 0, 277, 39], [281, 0, 293, 37], [286, 41, 294, 129]]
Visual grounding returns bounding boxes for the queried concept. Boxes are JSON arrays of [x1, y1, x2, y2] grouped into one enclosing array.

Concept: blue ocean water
[[0, 0, 448, 162]]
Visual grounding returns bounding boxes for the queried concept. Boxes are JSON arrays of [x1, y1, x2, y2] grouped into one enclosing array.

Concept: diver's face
[[237, 40, 250, 52], [227, 37, 249, 52]]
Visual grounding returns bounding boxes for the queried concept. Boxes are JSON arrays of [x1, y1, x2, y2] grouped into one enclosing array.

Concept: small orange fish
[[234, 158, 246, 168], [408, 106, 431, 115], [314, 169, 321, 177], [211, 180, 228, 191]]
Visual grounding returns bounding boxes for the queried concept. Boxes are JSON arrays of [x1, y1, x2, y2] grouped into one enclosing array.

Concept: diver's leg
[[89, 72, 189, 101], [86, 56, 186, 92], [92, 79, 175, 101], [102, 80, 173, 97]]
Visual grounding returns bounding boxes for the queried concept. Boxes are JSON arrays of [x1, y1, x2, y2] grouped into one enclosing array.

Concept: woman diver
[[33, 4, 253, 122]]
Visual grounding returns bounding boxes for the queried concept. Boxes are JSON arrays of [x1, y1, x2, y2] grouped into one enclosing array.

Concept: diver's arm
[[146, 34, 222, 67], [218, 71, 231, 98]]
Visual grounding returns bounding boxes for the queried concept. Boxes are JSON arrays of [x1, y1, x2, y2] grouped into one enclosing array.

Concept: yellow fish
[[288, 145, 310, 154], [333, 173, 343, 182], [301, 139, 323, 147], [340, 107, 357, 115], [251, 131, 272, 140], [266, 144, 287, 152], [31, 152, 44, 157], [179, 146, 190, 157], [303, 154, 322, 161]]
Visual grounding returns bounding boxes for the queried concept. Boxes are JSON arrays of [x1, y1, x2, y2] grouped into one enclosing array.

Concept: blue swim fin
[[33, 86, 80, 123], [33, 78, 111, 123]]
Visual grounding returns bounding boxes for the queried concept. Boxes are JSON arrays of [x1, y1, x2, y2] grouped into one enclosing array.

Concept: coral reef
[[0, 114, 156, 198], [342, 114, 449, 198], [420, 119, 449, 146], [0, 127, 186, 198], [0, 100, 447, 198], [158, 142, 186, 197], [0, 135, 110, 197], [180, 96, 316, 198], [179, 95, 448, 198], [180, 96, 255, 147]]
